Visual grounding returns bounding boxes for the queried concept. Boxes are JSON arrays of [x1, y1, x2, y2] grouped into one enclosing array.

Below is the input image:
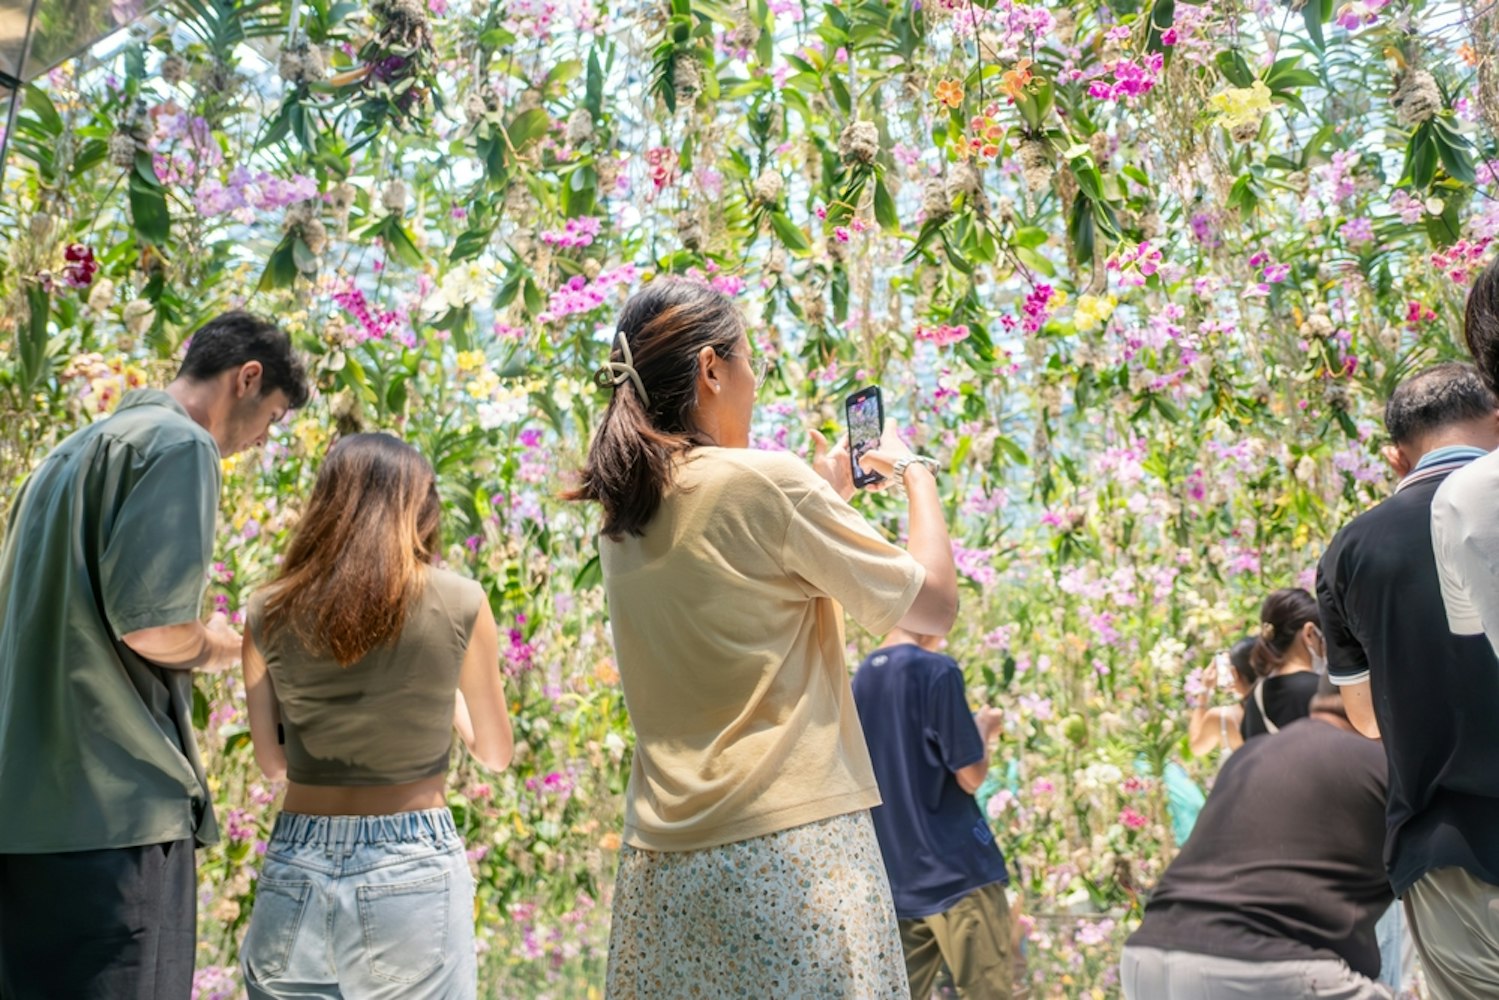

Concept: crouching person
[[1120, 677, 1392, 999]]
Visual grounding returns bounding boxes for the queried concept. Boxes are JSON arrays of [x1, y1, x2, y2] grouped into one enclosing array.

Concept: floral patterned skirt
[[604, 810, 909, 1000]]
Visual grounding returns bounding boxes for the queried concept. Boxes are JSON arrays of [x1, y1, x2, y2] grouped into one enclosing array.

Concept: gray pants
[[1404, 866, 1499, 1000], [1120, 946, 1393, 999]]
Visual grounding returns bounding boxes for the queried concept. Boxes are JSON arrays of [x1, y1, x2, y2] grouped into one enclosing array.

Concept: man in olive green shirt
[[0, 312, 308, 1000]]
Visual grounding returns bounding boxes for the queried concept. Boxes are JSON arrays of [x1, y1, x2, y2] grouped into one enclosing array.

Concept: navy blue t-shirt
[[852, 643, 1009, 920]]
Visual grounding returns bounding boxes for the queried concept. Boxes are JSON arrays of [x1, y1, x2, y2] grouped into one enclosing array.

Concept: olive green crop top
[[247, 567, 484, 786]]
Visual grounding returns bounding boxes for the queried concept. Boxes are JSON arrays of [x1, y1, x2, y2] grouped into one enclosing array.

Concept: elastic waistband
[[270, 808, 458, 847]]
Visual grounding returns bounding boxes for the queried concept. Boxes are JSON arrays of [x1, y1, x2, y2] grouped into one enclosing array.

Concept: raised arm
[[811, 420, 959, 636]]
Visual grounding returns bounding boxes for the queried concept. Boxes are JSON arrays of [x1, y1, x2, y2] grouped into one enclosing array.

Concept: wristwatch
[[890, 455, 939, 494]]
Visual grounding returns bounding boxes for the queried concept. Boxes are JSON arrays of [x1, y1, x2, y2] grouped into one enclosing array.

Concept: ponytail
[[1249, 587, 1320, 678], [565, 279, 744, 539]]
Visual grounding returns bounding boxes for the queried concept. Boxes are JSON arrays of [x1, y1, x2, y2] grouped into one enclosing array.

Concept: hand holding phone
[[845, 386, 885, 489], [1213, 652, 1233, 690]]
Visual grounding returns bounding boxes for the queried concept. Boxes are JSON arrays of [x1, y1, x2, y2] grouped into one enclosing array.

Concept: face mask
[[1310, 626, 1328, 675]]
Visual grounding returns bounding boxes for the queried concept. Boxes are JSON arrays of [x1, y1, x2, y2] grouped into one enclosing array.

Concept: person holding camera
[[567, 278, 959, 999]]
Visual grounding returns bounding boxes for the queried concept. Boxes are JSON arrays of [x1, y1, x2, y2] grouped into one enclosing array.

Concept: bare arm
[[812, 421, 959, 636], [893, 463, 960, 636], [457, 601, 514, 772], [242, 626, 287, 782], [123, 613, 241, 671], [1188, 705, 1244, 756], [1339, 679, 1381, 740], [955, 707, 1002, 794]]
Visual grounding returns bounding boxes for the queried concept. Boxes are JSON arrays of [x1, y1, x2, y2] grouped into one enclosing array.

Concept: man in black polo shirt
[[1316, 362, 1499, 997]]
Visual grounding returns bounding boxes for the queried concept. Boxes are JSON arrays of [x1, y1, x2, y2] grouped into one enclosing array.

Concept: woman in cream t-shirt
[[569, 278, 960, 999]]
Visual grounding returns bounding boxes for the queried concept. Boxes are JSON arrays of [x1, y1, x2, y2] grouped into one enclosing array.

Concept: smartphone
[[1214, 652, 1233, 689], [845, 386, 884, 489]]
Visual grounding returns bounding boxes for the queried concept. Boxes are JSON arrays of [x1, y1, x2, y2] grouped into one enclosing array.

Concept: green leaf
[[382, 219, 425, 267], [1068, 195, 1095, 263], [258, 238, 299, 291], [192, 683, 210, 730], [769, 211, 811, 253], [941, 232, 973, 274], [574, 554, 603, 591], [1407, 124, 1438, 190], [1434, 131, 1477, 185], [450, 228, 494, 262], [1215, 50, 1254, 88], [873, 178, 900, 232], [1303, 0, 1325, 48], [18, 283, 51, 395], [128, 171, 172, 244], [22, 84, 63, 136], [1145, 0, 1176, 54], [506, 108, 552, 152], [586, 48, 605, 117]]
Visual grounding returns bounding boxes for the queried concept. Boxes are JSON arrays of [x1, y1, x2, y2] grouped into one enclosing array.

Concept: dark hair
[[1227, 636, 1257, 688], [261, 433, 441, 665], [565, 279, 745, 538], [1465, 257, 1499, 397], [1383, 362, 1496, 445], [1251, 588, 1320, 678], [177, 311, 310, 409]]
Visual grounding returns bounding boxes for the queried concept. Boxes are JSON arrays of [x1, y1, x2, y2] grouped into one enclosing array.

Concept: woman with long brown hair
[[239, 433, 512, 999], [569, 278, 960, 998]]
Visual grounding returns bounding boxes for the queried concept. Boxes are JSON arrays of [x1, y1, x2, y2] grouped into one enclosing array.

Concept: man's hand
[[975, 706, 1003, 746], [204, 613, 243, 672]]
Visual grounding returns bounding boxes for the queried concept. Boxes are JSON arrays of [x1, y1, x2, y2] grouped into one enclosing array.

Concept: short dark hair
[[177, 311, 310, 409], [1383, 362, 1496, 446], [1465, 257, 1499, 397]]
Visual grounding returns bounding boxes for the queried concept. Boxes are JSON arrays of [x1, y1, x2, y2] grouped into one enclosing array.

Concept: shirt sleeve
[[1431, 482, 1488, 636], [926, 663, 985, 773], [1316, 544, 1368, 686], [99, 440, 220, 636], [779, 476, 926, 636]]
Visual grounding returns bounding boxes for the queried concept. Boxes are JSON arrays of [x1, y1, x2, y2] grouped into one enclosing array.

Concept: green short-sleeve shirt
[[0, 389, 222, 852]]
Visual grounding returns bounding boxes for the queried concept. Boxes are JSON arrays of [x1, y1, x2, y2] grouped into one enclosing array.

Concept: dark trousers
[[0, 839, 196, 1000]]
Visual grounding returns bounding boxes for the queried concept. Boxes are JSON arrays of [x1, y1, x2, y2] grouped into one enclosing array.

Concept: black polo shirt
[[1316, 452, 1499, 895]]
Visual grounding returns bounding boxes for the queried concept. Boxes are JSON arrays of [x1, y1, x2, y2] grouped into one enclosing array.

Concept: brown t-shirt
[[248, 567, 484, 785], [601, 447, 925, 851]]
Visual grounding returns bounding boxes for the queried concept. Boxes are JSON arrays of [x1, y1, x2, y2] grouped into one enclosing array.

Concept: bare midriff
[[281, 774, 447, 816]]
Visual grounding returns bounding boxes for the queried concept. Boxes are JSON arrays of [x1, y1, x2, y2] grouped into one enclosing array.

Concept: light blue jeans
[[241, 808, 476, 999]]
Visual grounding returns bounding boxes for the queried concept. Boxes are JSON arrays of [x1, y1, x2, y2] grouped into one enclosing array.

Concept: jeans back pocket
[[357, 870, 451, 984], [243, 877, 313, 981]]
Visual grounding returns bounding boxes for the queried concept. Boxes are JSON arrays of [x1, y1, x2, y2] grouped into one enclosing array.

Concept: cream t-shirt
[[1432, 450, 1499, 658], [601, 447, 926, 851]]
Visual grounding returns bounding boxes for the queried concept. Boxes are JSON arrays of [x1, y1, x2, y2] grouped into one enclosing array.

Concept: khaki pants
[[1403, 866, 1499, 1000], [900, 881, 1012, 1000]]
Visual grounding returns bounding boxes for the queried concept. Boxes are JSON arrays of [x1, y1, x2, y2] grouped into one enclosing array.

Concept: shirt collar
[[1413, 445, 1490, 472], [1396, 445, 1489, 493], [115, 388, 192, 421]]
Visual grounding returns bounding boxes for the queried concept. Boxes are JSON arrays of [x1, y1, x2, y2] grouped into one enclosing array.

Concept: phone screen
[[845, 386, 884, 488]]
